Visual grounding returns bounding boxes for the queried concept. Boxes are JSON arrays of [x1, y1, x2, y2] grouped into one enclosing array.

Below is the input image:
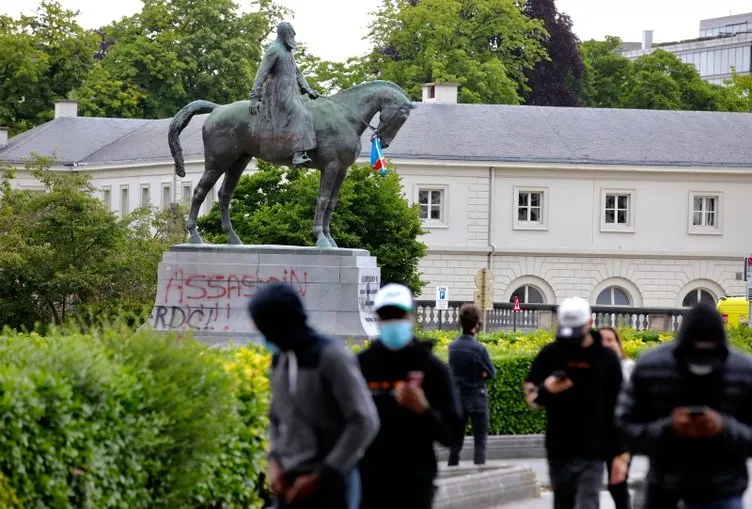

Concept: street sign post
[[436, 286, 449, 330], [474, 268, 494, 332], [512, 295, 521, 332]]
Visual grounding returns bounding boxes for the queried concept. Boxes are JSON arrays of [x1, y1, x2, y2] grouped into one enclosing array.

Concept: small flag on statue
[[370, 136, 388, 176]]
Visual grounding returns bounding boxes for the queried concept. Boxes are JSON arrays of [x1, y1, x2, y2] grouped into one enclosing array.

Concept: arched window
[[510, 285, 545, 304], [682, 289, 716, 307], [596, 286, 632, 306]]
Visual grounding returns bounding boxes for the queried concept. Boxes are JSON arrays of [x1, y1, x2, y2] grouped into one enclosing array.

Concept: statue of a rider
[[249, 22, 319, 168]]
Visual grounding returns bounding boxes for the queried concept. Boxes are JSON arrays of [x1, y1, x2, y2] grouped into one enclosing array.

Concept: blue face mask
[[379, 320, 413, 351]]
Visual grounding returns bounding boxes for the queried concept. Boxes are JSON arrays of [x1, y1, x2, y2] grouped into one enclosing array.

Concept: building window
[[162, 184, 172, 210], [596, 286, 632, 307], [141, 184, 150, 207], [417, 188, 443, 222], [120, 185, 129, 216], [682, 289, 716, 308], [510, 285, 545, 304], [601, 189, 635, 232], [428, 86, 435, 99], [182, 182, 192, 207], [102, 187, 111, 210], [513, 187, 547, 230], [689, 192, 722, 234]]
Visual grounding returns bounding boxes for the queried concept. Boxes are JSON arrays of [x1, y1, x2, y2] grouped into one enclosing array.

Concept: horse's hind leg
[[186, 168, 224, 244], [219, 155, 252, 245]]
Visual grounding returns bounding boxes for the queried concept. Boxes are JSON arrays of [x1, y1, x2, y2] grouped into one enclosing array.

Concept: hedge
[[0, 324, 749, 505], [0, 326, 270, 508]]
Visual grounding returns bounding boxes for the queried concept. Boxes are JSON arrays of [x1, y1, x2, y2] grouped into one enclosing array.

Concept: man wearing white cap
[[357, 283, 462, 509], [524, 297, 626, 509]]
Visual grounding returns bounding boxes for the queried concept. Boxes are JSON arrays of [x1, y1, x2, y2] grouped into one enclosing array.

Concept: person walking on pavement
[[357, 283, 463, 509], [447, 303, 496, 466], [616, 302, 752, 509], [248, 282, 380, 509], [524, 297, 626, 509], [599, 327, 634, 509]]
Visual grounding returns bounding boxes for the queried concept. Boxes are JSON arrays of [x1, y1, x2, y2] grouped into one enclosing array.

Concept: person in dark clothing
[[447, 303, 496, 466], [357, 283, 463, 509], [248, 282, 380, 509], [524, 297, 626, 509], [616, 302, 752, 509]]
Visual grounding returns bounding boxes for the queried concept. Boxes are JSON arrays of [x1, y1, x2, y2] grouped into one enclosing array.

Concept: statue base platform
[[145, 244, 380, 346]]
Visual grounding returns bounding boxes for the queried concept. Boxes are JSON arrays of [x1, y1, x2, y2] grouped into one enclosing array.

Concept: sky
[[5, 0, 752, 62]]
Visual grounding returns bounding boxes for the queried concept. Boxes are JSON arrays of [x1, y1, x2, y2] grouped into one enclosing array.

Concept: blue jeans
[[346, 469, 360, 509], [274, 468, 360, 509], [685, 497, 744, 509]]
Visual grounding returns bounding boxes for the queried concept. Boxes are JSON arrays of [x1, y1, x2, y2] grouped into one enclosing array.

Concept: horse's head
[[376, 89, 416, 149]]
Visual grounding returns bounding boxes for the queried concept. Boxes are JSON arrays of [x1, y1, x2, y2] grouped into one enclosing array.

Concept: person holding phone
[[524, 297, 626, 509], [616, 302, 752, 509], [357, 283, 463, 509], [600, 327, 634, 509]]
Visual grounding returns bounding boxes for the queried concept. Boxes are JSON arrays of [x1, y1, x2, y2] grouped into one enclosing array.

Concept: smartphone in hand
[[552, 370, 568, 380], [687, 406, 708, 417]]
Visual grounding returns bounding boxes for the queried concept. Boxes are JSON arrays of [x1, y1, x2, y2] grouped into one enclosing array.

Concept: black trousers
[[606, 458, 632, 509], [360, 479, 435, 509], [274, 471, 348, 509], [448, 395, 488, 465]]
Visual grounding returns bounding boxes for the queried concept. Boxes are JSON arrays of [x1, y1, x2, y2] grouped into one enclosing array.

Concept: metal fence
[[414, 301, 686, 333]]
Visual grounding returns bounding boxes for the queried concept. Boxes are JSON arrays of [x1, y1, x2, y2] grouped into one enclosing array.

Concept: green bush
[[0, 327, 269, 508]]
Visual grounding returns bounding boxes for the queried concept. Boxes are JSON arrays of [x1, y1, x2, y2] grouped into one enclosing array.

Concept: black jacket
[[616, 305, 752, 504], [357, 339, 462, 484], [448, 334, 496, 397], [526, 330, 625, 461]]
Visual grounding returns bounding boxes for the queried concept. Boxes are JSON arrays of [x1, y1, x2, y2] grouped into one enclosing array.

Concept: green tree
[[296, 46, 372, 95], [0, 156, 184, 330], [364, 0, 547, 104], [0, 2, 98, 133], [89, 0, 286, 118], [196, 163, 428, 293], [580, 36, 631, 108], [723, 69, 752, 112]]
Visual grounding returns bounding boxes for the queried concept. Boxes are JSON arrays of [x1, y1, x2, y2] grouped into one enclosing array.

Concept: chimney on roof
[[54, 99, 78, 119], [421, 82, 459, 104], [0, 127, 7, 148], [642, 30, 654, 50]]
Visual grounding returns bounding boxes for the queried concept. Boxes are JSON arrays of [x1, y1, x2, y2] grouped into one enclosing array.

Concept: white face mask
[[687, 363, 714, 376]]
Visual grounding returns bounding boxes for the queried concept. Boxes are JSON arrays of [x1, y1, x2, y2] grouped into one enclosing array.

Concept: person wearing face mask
[[357, 283, 463, 509], [248, 282, 380, 509], [616, 302, 752, 509], [524, 297, 626, 509]]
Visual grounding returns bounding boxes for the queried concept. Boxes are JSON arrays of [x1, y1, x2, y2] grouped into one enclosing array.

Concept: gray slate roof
[[2, 104, 752, 169]]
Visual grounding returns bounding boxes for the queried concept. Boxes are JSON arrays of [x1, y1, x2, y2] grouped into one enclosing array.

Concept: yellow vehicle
[[717, 296, 749, 327]]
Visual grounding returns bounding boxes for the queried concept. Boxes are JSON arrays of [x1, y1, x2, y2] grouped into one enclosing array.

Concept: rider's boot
[[292, 151, 313, 167]]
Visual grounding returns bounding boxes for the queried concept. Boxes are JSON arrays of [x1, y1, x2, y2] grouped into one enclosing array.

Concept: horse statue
[[167, 80, 415, 248]]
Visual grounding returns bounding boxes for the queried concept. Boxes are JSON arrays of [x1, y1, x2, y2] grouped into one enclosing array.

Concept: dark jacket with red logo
[[356, 339, 462, 485], [526, 331, 624, 461]]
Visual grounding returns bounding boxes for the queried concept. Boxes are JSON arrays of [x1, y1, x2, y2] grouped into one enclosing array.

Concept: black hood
[[675, 302, 729, 365], [247, 282, 311, 351]]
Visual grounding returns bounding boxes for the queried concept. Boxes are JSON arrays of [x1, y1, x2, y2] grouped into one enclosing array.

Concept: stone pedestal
[[146, 244, 380, 345]]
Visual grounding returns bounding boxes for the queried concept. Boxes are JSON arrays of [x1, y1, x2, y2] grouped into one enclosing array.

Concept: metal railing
[[414, 301, 686, 333]]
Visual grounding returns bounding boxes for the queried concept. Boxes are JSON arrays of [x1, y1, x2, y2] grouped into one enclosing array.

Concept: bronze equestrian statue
[[168, 22, 414, 249]]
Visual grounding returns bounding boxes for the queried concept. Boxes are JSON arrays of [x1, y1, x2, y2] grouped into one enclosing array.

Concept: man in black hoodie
[[357, 283, 463, 509], [248, 282, 380, 509], [616, 302, 752, 509], [524, 297, 626, 509]]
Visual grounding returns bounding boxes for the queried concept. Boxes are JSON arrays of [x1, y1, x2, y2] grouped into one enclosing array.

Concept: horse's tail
[[168, 100, 218, 178]]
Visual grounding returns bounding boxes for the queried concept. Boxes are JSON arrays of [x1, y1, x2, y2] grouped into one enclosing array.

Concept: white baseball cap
[[557, 297, 592, 338], [373, 283, 414, 313]]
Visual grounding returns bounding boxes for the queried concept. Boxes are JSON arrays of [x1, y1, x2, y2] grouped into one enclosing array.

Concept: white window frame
[[140, 184, 150, 208], [600, 188, 635, 233], [181, 181, 193, 207], [101, 186, 111, 210], [688, 191, 722, 235], [414, 185, 447, 228], [120, 185, 130, 217], [596, 286, 633, 307], [161, 183, 172, 210], [513, 186, 548, 231]]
